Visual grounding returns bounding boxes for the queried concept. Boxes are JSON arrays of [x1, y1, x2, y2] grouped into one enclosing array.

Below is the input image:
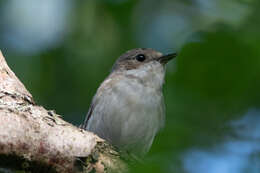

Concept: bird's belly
[[87, 80, 164, 156], [118, 102, 161, 155], [109, 83, 163, 154]]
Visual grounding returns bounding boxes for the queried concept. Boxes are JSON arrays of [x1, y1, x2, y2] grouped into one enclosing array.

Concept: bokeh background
[[0, 0, 260, 172]]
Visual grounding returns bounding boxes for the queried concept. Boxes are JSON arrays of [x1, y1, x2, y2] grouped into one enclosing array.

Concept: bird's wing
[[159, 94, 166, 130], [79, 97, 97, 129], [79, 75, 115, 130]]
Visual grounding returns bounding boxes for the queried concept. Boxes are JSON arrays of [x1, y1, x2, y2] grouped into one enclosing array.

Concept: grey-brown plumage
[[81, 48, 176, 156]]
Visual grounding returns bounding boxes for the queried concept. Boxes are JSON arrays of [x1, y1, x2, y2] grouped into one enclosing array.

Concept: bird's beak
[[157, 52, 177, 65]]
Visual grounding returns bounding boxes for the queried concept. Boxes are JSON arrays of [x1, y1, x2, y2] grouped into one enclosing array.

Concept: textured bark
[[0, 51, 127, 173]]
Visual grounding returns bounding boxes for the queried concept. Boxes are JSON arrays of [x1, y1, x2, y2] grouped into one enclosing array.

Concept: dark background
[[0, 0, 260, 172]]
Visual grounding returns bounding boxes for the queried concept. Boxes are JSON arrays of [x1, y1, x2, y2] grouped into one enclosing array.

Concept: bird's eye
[[136, 54, 146, 62]]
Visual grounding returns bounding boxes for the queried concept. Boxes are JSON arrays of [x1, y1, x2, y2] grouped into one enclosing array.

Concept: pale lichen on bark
[[0, 51, 127, 173]]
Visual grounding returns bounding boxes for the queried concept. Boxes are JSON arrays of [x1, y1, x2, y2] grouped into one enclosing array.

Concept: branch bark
[[0, 51, 127, 173]]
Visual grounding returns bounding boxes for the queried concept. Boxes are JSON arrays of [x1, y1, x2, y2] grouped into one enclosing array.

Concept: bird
[[81, 48, 177, 157]]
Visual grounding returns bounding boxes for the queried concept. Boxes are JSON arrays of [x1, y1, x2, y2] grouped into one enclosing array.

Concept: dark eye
[[136, 54, 146, 62]]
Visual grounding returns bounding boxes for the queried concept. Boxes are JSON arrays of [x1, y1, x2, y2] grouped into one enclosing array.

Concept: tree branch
[[0, 51, 127, 173]]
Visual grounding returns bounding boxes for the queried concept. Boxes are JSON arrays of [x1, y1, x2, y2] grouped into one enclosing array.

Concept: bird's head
[[111, 48, 177, 72]]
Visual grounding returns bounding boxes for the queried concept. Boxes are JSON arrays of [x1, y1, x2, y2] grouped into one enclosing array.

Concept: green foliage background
[[1, 0, 260, 172]]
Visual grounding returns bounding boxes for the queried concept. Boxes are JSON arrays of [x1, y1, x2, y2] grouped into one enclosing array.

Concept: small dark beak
[[158, 52, 177, 65]]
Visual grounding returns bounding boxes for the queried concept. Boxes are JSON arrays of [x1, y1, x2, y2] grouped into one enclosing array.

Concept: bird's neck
[[116, 61, 166, 90]]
